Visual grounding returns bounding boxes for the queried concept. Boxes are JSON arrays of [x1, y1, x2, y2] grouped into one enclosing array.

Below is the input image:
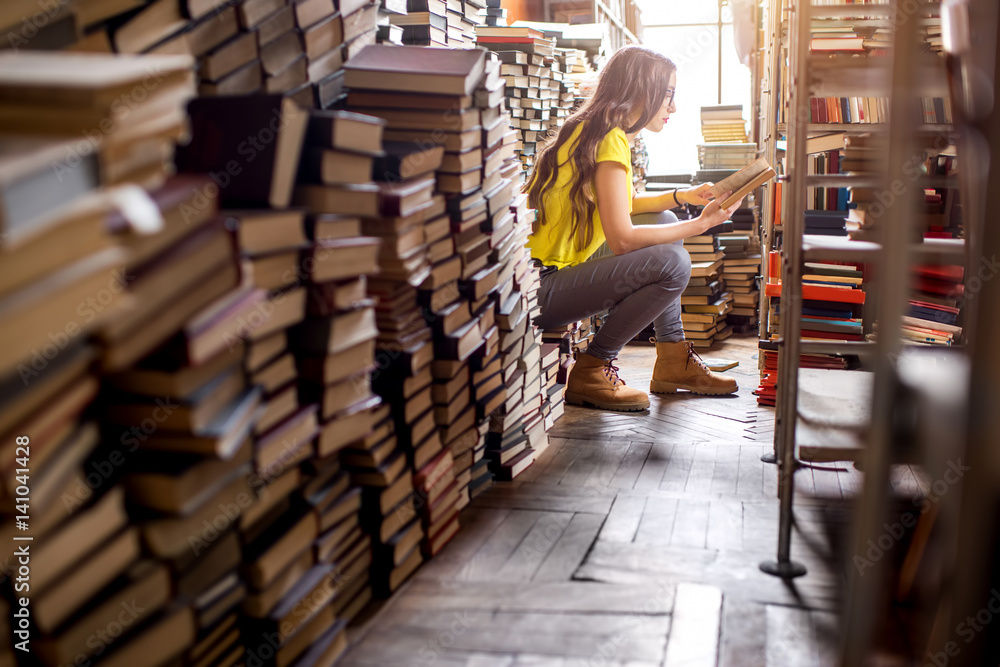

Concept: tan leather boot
[[565, 353, 650, 412], [650, 340, 738, 396]]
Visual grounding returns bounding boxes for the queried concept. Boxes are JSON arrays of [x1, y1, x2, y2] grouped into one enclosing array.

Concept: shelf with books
[[777, 122, 954, 133], [802, 173, 958, 189], [757, 0, 970, 598], [808, 53, 949, 97], [800, 235, 965, 263]]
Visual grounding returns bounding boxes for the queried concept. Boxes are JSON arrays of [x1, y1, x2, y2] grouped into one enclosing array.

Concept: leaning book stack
[[292, 96, 438, 597]]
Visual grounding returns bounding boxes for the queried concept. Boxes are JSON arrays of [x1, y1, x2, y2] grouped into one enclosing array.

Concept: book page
[[707, 156, 770, 199]]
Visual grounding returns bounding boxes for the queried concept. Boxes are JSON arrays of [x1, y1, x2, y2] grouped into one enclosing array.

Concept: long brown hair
[[526, 46, 676, 250]]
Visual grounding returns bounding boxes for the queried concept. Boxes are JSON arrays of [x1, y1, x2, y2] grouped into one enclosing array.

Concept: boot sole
[[565, 392, 649, 412], [650, 380, 738, 396]]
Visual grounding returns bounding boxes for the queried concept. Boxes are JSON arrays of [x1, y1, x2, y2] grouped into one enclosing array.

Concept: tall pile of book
[[479, 0, 507, 27], [486, 194, 551, 483], [476, 26, 558, 174], [700, 105, 748, 143], [292, 96, 441, 597], [0, 52, 217, 666], [58, 0, 381, 110], [177, 91, 385, 663]]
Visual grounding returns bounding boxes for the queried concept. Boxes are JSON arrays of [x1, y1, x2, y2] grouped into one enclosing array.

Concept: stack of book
[[479, 0, 507, 27], [903, 264, 964, 346], [0, 345, 104, 667], [538, 342, 565, 429], [756, 254, 866, 405], [681, 251, 732, 349], [392, 0, 484, 47], [105, 340, 258, 666], [700, 105, 748, 143], [63, 0, 382, 110], [0, 51, 194, 191], [717, 225, 762, 334], [376, 0, 406, 46], [176, 92, 375, 662], [697, 143, 757, 171], [291, 97, 438, 597], [414, 448, 462, 558], [486, 196, 547, 483], [475, 26, 558, 174]]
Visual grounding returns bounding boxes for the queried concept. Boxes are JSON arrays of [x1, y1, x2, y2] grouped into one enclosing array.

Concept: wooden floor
[[341, 336, 878, 666]]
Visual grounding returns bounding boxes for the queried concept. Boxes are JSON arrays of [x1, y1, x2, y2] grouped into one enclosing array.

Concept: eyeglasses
[[665, 88, 676, 105]]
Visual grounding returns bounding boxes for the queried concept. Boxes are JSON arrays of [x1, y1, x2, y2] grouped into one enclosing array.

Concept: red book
[[801, 329, 865, 341], [765, 282, 867, 304], [914, 264, 964, 282]]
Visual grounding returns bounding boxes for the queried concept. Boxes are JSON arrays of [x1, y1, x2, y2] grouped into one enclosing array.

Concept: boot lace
[[603, 359, 626, 387], [684, 342, 711, 372]]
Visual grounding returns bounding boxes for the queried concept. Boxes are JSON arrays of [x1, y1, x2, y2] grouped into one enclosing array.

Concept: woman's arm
[[630, 183, 715, 214], [595, 161, 743, 255]]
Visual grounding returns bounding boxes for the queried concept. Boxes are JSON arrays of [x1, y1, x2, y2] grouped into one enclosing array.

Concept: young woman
[[526, 45, 744, 412]]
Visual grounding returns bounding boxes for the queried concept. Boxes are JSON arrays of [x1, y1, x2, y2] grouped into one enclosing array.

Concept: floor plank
[[598, 494, 647, 543], [345, 338, 844, 666], [533, 512, 606, 582], [664, 583, 722, 667], [608, 441, 654, 490]]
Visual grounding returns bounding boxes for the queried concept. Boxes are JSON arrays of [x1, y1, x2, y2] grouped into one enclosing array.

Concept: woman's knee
[[649, 242, 691, 287]]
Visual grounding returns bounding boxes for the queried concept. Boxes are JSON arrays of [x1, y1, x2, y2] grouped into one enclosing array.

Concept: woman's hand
[[696, 191, 744, 233], [680, 183, 714, 207]]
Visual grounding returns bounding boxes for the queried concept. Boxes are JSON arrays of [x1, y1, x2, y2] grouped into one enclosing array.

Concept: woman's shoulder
[[595, 126, 630, 158]]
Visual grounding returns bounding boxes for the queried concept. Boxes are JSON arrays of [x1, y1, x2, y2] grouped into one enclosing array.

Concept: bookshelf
[[755, 1, 1000, 662], [759, 0, 965, 588]]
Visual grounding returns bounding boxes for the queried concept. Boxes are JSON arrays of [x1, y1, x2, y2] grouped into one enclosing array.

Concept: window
[[636, 0, 753, 177]]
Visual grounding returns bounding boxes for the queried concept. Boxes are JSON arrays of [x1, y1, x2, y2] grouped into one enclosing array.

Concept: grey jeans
[[534, 210, 691, 360]]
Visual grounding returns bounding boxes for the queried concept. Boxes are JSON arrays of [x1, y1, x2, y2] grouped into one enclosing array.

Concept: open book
[[707, 156, 776, 208]]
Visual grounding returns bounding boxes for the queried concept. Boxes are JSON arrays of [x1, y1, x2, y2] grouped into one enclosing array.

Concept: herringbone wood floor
[[340, 337, 922, 666]]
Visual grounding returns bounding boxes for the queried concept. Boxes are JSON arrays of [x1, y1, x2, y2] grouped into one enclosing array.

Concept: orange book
[[764, 282, 867, 304]]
